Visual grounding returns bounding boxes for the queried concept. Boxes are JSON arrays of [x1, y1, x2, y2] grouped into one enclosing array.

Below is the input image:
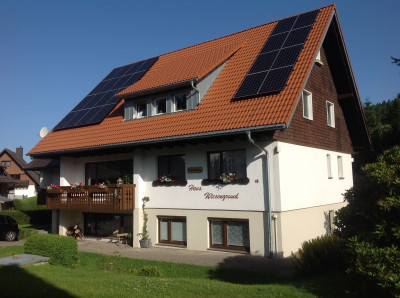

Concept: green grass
[[0, 246, 361, 297]]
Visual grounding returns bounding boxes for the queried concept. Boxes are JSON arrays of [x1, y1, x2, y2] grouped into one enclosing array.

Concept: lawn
[[0, 246, 359, 297]]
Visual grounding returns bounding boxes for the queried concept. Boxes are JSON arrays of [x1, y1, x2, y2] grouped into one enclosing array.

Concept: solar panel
[[54, 56, 158, 131], [233, 9, 319, 100]]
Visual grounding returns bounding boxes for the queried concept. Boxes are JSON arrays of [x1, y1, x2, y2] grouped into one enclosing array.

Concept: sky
[[1, 0, 399, 161]]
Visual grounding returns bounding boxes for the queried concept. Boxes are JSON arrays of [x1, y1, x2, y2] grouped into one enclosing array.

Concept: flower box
[[201, 178, 250, 186], [152, 180, 188, 187]]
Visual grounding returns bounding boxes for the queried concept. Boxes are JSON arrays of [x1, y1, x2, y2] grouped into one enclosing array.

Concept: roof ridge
[[153, 5, 335, 61]]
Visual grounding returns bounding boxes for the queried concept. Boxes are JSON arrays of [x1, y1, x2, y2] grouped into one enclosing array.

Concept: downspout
[[246, 131, 274, 258], [191, 80, 200, 105]]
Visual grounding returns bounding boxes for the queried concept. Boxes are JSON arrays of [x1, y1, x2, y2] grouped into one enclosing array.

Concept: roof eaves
[[117, 78, 198, 99], [29, 123, 286, 158]]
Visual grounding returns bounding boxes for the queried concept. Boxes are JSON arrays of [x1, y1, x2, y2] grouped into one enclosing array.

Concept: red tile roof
[[29, 5, 336, 156]]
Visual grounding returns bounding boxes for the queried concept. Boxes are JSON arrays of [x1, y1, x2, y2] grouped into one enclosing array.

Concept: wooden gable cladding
[[273, 45, 353, 154]]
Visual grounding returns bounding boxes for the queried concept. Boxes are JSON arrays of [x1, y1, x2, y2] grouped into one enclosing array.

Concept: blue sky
[[1, 0, 399, 161]]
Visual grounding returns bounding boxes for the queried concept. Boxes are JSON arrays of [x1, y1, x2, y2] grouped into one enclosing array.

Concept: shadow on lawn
[[0, 266, 75, 298], [207, 255, 361, 297]]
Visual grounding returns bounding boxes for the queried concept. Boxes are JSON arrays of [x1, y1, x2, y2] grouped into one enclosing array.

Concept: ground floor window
[[158, 216, 187, 246], [84, 213, 132, 237], [209, 218, 249, 252]]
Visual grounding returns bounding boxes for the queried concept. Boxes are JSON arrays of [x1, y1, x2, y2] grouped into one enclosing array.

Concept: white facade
[[53, 138, 352, 257]]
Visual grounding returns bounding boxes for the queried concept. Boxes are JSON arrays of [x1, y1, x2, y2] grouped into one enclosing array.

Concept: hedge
[[24, 234, 78, 267], [0, 210, 51, 225]]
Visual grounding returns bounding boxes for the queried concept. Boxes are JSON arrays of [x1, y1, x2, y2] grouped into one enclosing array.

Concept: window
[[327, 101, 335, 127], [302, 90, 313, 120], [327, 154, 332, 179], [337, 156, 344, 179], [158, 217, 187, 246], [136, 102, 147, 118], [209, 219, 250, 252], [85, 159, 133, 185], [1, 161, 11, 167], [158, 155, 185, 180], [154, 98, 166, 114], [174, 94, 187, 111], [208, 149, 246, 179], [10, 174, 20, 180]]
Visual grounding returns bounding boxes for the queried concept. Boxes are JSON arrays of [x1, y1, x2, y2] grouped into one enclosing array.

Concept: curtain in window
[[160, 219, 169, 241], [227, 221, 249, 247], [223, 150, 246, 178], [208, 153, 221, 179], [211, 221, 224, 245], [171, 220, 186, 242]]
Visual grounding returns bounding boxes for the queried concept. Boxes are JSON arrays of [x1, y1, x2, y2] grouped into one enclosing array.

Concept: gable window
[[327, 101, 335, 127], [302, 90, 313, 120], [158, 216, 187, 246], [154, 98, 166, 114], [209, 218, 250, 252], [158, 154, 185, 180], [174, 94, 187, 111], [10, 174, 20, 180], [136, 102, 147, 118], [208, 149, 246, 179], [1, 161, 11, 167]]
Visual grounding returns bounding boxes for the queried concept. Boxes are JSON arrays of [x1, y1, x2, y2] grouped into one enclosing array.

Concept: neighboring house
[[29, 5, 371, 257], [0, 147, 39, 199]]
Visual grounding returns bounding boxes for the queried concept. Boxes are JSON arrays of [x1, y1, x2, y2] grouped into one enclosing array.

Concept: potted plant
[[138, 196, 151, 248]]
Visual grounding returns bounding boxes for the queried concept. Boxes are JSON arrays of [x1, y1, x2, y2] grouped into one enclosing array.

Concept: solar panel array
[[54, 56, 159, 131], [234, 9, 319, 99]]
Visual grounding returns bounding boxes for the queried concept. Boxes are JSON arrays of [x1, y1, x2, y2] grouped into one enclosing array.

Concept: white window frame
[[337, 156, 344, 179], [302, 90, 313, 120], [174, 93, 187, 112], [327, 101, 335, 128]]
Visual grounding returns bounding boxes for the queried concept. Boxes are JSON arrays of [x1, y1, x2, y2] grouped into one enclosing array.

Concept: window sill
[[152, 180, 188, 187], [201, 178, 250, 186]]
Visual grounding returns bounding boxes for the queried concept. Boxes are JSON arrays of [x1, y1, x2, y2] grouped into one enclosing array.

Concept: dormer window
[[154, 98, 166, 114], [136, 102, 147, 118], [174, 94, 187, 111]]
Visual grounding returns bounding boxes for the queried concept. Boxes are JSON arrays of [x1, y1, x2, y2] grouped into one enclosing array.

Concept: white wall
[[14, 185, 36, 198], [136, 140, 265, 212], [275, 142, 353, 211]]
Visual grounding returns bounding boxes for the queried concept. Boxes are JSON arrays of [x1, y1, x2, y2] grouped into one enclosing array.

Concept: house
[[29, 5, 371, 257], [0, 147, 39, 199]]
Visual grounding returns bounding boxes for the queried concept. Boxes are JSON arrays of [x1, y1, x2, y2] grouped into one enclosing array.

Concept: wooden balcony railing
[[46, 184, 135, 212]]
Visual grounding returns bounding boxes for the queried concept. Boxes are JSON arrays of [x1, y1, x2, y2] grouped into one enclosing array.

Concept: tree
[[335, 146, 400, 296]]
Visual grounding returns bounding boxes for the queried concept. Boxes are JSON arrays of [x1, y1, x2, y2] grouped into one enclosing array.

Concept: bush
[[0, 210, 30, 224], [347, 238, 400, 297], [291, 235, 348, 275], [137, 265, 162, 277], [24, 234, 78, 267], [13, 196, 46, 211], [18, 228, 38, 240]]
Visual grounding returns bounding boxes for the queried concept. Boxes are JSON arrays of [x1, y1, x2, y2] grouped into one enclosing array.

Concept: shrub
[[291, 235, 348, 275], [0, 210, 30, 224], [13, 196, 46, 211], [137, 265, 162, 277], [347, 238, 400, 297], [18, 228, 38, 240], [24, 234, 78, 267]]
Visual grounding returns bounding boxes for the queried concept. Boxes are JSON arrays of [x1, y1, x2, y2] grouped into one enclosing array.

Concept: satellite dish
[[39, 127, 48, 138]]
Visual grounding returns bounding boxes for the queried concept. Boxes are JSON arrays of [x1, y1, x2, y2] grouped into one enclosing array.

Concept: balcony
[[46, 184, 135, 212]]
